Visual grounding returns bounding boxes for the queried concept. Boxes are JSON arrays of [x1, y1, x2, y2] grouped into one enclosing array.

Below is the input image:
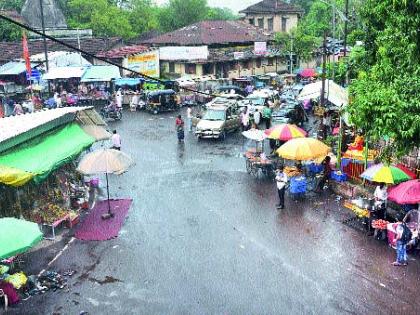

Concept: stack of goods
[[290, 176, 307, 194], [308, 163, 323, 174], [27, 204, 68, 224], [284, 166, 302, 178], [331, 170, 347, 182], [372, 219, 389, 230]]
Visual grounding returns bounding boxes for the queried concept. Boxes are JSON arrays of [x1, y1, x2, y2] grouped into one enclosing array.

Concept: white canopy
[[43, 66, 86, 80], [30, 51, 91, 68], [297, 79, 348, 107]]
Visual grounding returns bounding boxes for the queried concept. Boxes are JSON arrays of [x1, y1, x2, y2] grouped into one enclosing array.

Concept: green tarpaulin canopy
[[0, 218, 43, 259], [0, 123, 95, 186]]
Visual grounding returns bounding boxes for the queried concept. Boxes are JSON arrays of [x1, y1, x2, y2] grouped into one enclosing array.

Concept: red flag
[[22, 32, 31, 77]]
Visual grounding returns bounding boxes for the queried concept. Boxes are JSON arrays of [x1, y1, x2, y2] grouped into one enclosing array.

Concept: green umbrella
[[0, 218, 43, 260]]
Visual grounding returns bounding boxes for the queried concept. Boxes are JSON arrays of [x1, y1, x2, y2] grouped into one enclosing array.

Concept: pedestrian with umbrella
[[77, 149, 134, 220]]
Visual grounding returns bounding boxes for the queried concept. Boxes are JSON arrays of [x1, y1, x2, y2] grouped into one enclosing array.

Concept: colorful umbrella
[[360, 163, 415, 184], [388, 180, 420, 204], [0, 218, 43, 259], [276, 138, 331, 161], [264, 124, 307, 141], [299, 68, 317, 78]]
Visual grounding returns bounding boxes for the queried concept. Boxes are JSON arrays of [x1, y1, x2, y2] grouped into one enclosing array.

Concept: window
[[249, 18, 255, 26], [258, 18, 264, 29], [281, 17, 288, 32], [169, 62, 175, 73], [267, 18, 274, 31], [256, 58, 262, 68], [267, 58, 274, 66], [185, 63, 196, 74]]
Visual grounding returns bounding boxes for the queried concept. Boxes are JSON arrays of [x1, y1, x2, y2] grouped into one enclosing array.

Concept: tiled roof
[[240, 0, 304, 14], [143, 20, 273, 46], [97, 45, 151, 59], [0, 37, 123, 65]]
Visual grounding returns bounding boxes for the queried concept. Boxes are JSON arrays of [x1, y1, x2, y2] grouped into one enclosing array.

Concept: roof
[[0, 10, 26, 24], [43, 66, 87, 80], [240, 0, 304, 14], [0, 62, 35, 76], [143, 20, 273, 46], [81, 65, 121, 82], [0, 37, 123, 65], [97, 45, 150, 59]]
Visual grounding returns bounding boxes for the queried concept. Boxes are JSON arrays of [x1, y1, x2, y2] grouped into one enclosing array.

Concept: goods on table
[[331, 170, 347, 182], [5, 272, 27, 289], [284, 166, 302, 177], [28, 203, 68, 224], [372, 219, 389, 230]]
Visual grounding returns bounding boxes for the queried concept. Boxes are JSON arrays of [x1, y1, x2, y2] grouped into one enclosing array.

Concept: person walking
[[275, 166, 288, 209], [393, 222, 412, 266], [186, 106, 193, 132], [262, 103, 272, 129], [175, 115, 185, 142], [253, 109, 261, 127], [111, 130, 121, 150]]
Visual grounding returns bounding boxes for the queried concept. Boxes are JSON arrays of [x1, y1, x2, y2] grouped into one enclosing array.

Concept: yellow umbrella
[[276, 138, 331, 161]]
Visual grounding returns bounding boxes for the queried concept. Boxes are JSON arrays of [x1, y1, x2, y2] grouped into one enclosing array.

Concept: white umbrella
[[242, 129, 266, 142], [77, 149, 135, 218]]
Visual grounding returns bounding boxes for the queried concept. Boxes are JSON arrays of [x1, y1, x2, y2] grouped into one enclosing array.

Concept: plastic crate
[[290, 176, 307, 194], [331, 171, 347, 182], [308, 163, 323, 174]]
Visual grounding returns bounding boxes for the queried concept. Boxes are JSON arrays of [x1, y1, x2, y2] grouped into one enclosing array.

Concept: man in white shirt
[[186, 106, 193, 132], [374, 183, 388, 205], [275, 166, 288, 209], [111, 130, 121, 150]]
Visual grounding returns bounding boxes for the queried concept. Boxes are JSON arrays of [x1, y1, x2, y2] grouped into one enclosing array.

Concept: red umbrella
[[388, 179, 420, 204], [299, 68, 317, 78], [396, 163, 417, 180]]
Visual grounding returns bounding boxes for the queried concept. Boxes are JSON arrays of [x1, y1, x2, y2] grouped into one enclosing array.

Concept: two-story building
[[240, 0, 304, 33]]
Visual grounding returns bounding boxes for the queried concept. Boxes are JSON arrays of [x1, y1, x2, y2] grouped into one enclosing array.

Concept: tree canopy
[[348, 0, 420, 157], [0, 0, 25, 41]]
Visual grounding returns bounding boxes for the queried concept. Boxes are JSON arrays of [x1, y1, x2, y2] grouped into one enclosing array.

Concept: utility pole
[[320, 31, 327, 107], [331, 1, 336, 80], [289, 36, 294, 75], [39, 0, 50, 94], [342, 0, 350, 86]]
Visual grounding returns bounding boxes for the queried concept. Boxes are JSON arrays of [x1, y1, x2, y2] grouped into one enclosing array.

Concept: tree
[[348, 0, 420, 158], [128, 0, 159, 36], [67, 0, 134, 39], [299, 0, 332, 37], [205, 7, 237, 21], [0, 0, 25, 41]]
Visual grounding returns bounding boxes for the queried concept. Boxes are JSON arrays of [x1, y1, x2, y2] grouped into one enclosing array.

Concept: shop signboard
[[254, 42, 267, 55], [127, 50, 160, 78], [233, 52, 245, 60], [159, 46, 208, 61]]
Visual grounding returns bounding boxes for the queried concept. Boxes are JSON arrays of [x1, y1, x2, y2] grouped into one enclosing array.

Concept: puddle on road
[[88, 276, 123, 285]]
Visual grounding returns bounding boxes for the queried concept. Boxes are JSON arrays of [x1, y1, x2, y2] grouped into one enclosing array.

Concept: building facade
[[240, 0, 304, 33]]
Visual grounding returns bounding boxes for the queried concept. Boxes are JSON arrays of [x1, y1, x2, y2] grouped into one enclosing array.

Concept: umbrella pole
[[102, 173, 114, 220]]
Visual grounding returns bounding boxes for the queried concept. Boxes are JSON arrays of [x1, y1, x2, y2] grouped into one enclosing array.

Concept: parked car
[[216, 85, 246, 96], [272, 102, 306, 126], [194, 103, 241, 140]]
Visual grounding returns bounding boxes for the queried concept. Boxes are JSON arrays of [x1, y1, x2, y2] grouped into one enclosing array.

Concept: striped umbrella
[[360, 163, 415, 184], [264, 124, 307, 141]]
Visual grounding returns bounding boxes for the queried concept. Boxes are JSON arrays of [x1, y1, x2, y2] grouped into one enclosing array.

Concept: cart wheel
[[219, 131, 226, 141]]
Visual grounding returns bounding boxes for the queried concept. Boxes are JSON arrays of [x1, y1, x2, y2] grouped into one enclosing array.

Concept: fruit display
[[372, 219, 389, 230], [27, 203, 69, 224]]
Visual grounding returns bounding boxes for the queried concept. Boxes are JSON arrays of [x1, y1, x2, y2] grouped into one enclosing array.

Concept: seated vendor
[[348, 134, 364, 151], [373, 183, 387, 219]]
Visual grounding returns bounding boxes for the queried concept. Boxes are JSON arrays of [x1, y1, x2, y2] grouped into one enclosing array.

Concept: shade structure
[[77, 149, 135, 217], [80, 125, 111, 141], [0, 218, 43, 259], [0, 123, 95, 186], [388, 180, 420, 204], [77, 149, 134, 176], [264, 124, 307, 141], [242, 129, 266, 142], [43, 66, 86, 80], [81, 65, 121, 82], [297, 79, 348, 107], [361, 164, 415, 184], [299, 68, 317, 78], [276, 138, 331, 161]]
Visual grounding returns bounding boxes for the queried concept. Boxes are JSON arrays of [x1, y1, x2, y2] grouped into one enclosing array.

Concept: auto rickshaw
[[145, 89, 179, 114]]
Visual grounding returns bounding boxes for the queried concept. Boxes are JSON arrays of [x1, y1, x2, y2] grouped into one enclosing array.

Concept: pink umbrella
[[388, 179, 420, 204], [299, 68, 317, 78]]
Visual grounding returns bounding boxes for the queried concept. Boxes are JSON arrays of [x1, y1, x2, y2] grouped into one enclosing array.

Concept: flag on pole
[[22, 31, 31, 77]]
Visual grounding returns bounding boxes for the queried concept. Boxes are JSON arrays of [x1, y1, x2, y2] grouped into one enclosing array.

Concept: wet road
[[12, 109, 420, 314]]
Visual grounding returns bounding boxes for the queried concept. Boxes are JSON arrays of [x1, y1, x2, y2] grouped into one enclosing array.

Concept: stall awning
[[0, 123, 94, 187], [0, 61, 35, 76], [81, 65, 121, 82], [114, 78, 144, 86], [43, 66, 87, 80], [297, 80, 348, 107]]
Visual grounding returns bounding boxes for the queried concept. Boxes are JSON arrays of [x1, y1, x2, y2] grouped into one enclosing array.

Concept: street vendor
[[316, 156, 332, 192], [374, 184, 387, 209]]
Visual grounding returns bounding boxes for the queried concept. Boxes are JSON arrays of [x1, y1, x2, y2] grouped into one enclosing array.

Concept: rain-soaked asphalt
[[10, 108, 420, 315]]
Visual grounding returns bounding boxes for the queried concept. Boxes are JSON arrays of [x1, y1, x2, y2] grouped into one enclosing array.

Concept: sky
[[153, 0, 261, 13]]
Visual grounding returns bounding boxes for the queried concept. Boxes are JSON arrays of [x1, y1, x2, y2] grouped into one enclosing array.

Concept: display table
[[41, 215, 70, 240]]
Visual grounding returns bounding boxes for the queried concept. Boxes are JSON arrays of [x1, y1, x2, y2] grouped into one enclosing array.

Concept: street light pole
[[321, 31, 327, 107], [39, 0, 50, 94], [289, 36, 294, 75], [331, 1, 336, 80]]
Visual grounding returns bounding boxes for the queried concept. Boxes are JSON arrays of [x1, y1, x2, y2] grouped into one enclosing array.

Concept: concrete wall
[[161, 61, 203, 78], [245, 13, 299, 33]]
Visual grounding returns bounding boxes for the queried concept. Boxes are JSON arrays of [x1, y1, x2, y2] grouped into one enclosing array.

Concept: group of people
[[240, 103, 273, 131]]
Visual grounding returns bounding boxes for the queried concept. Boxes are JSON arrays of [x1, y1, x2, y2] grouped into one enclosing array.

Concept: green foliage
[[0, 0, 25, 41], [128, 0, 159, 36], [300, 0, 332, 37], [348, 0, 420, 157], [275, 27, 321, 63], [205, 7, 238, 21]]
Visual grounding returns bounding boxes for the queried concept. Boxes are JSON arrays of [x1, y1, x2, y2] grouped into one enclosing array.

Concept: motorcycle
[[101, 104, 122, 120]]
